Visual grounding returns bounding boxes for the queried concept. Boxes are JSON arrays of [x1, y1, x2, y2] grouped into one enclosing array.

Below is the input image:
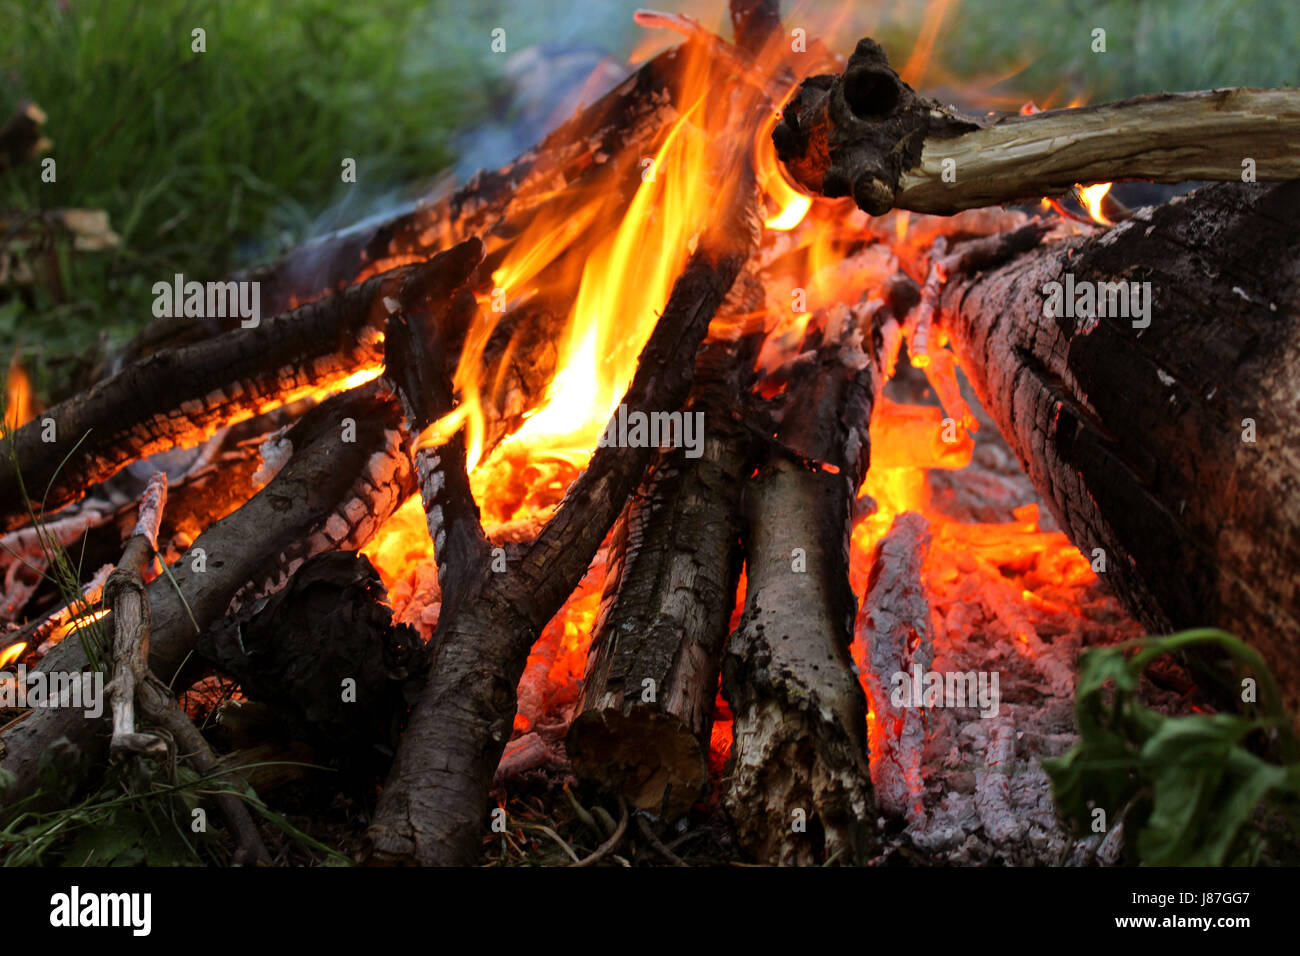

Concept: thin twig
[[571, 796, 628, 868]]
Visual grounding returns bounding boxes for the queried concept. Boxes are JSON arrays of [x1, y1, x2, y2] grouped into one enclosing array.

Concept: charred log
[[197, 552, 422, 773], [0, 240, 482, 531], [857, 510, 933, 822], [937, 181, 1300, 721], [566, 321, 762, 819]]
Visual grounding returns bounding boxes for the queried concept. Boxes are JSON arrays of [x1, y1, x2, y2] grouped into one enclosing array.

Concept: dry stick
[[133, 676, 270, 866], [105, 471, 169, 759], [363, 168, 764, 867], [773, 37, 1300, 216], [721, 279, 912, 866], [102, 472, 269, 864], [0, 242, 484, 813], [936, 181, 1300, 726], [572, 796, 629, 868]]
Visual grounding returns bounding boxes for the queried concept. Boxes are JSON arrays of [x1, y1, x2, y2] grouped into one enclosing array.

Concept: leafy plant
[[1045, 628, 1300, 865]]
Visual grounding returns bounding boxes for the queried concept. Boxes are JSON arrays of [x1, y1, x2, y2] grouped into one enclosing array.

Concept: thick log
[[566, 324, 761, 818], [774, 37, 1300, 215], [721, 284, 909, 865], [197, 552, 421, 773], [937, 181, 1300, 721], [363, 166, 763, 867]]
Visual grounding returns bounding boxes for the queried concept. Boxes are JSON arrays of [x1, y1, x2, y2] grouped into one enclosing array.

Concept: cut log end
[[568, 706, 708, 817]]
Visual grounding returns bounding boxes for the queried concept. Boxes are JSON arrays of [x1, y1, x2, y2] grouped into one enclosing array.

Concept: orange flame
[[0, 642, 25, 668], [1078, 182, 1114, 225]]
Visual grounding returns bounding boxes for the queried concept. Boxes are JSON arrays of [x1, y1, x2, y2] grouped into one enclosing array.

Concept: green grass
[[889, 0, 1299, 103], [0, 0, 490, 395]]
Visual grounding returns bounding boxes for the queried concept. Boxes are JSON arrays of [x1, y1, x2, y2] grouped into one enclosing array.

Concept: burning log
[[363, 165, 764, 867], [197, 551, 422, 772], [0, 368, 432, 810], [566, 319, 762, 818], [858, 510, 933, 823], [773, 37, 1300, 215], [721, 279, 911, 865], [0, 250, 458, 532], [1, 381, 414, 806], [936, 181, 1300, 721], [247, 43, 712, 316]]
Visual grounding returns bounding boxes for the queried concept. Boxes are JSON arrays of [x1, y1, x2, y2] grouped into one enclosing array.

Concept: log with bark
[[721, 276, 913, 865], [773, 37, 1300, 215], [935, 180, 1300, 721], [0, 237, 555, 533], [565, 297, 763, 819]]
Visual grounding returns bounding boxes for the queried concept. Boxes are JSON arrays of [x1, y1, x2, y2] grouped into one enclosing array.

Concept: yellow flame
[[1078, 183, 1113, 224], [0, 642, 25, 668], [47, 608, 111, 647]]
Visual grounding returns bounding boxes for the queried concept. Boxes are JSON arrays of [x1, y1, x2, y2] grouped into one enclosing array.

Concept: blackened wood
[[567, 327, 761, 818], [939, 181, 1300, 722], [0, 382, 417, 812], [363, 169, 763, 867], [198, 552, 421, 773], [0, 240, 482, 532]]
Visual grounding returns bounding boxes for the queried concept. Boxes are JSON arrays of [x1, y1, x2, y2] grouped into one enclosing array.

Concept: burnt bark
[[938, 181, 1300, 721], [566, 325, 761, 819], [197, 552, 422, 773], [0, 241, 482, 532], [363, 170, 763, 867], [0, 374, 431, 812]]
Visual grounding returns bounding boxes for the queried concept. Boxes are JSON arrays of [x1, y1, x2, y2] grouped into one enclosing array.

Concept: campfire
[[3, 0, 1298, 868]]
